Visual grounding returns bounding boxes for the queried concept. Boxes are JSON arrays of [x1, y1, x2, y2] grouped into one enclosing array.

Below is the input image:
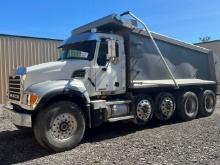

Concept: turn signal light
[[28, 94, 38, 106]]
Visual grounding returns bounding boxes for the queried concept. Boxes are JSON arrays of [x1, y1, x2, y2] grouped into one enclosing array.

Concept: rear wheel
[[155, 92, 176, 121], [33, 101, 85, 152], [177, 91, 198, 121], [198, 90, 216, 117], [133, 95, 154, 125]]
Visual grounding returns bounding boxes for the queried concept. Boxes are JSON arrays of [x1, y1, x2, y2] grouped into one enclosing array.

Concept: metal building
[[196, 40, 220, 93], [196, 40, 220, 55], [0, 34, 62, 104]]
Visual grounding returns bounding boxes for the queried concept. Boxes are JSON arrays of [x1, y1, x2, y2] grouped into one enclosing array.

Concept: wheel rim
[[137, 99, 152, 121], [49, 113, 77, 141], [205, 94, 215, 113], [184, 96, 197, 117], [160, 97, 175, 117]]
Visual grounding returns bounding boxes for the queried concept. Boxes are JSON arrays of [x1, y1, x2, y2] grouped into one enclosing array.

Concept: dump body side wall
[[125, 32, 215, 88]]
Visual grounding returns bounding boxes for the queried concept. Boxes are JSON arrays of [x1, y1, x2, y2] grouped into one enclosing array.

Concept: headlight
[[27, 93, 39, 107], [22, 74, 27, 81]]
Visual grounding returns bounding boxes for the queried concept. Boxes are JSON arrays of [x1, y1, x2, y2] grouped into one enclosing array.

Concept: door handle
[[115, 82, 119, 87], [102, 68, 107, 71]]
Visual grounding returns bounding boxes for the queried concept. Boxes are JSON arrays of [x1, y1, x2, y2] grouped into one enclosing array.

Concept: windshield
[[60, 40, 96, 61]]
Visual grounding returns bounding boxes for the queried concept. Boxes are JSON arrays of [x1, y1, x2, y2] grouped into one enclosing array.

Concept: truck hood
[[23, 60, 90, 90]]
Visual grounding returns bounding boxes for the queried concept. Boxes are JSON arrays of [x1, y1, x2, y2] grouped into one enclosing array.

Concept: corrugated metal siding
[[0, 35, 62, 104]]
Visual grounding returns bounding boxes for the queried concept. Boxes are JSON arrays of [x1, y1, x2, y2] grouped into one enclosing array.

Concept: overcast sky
[[0, 0, 219, 43]]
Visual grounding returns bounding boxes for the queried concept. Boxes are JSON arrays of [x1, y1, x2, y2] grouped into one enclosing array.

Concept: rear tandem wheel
[[176, 91, 199, 121]]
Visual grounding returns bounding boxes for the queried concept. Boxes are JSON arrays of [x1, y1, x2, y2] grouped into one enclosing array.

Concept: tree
[[199, 36, 211, 42]]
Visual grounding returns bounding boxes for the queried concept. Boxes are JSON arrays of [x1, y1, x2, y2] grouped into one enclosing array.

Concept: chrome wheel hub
[[137, 99, 152, 121], [60, 122, 69, 131], [160, 97, 174, 117], [50, 113, 77, 141]]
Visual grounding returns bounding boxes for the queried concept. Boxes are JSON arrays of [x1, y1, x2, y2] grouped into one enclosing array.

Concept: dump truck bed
[[125, 31, 216, 89], [72, 14, 217, 89]]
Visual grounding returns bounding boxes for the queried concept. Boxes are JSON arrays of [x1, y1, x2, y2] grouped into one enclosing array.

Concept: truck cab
[[58, 32, 126, 96], [3, 12, 217, 152], [7, 32, 126, 109]]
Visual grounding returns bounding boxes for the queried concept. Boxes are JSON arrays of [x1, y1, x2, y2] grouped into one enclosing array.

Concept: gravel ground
[[0, 98, 220, 165]]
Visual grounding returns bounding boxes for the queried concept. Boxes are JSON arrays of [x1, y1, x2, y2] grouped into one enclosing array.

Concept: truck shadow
[[83, 117, 181, 143], [0, 129, 50, 164], [0, 117, 199, 164]]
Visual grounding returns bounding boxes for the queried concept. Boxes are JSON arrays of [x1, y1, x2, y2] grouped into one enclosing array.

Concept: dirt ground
[[0, 97, 220, 165]]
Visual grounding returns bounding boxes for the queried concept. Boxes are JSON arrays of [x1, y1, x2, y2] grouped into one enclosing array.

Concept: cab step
[[107, 115, 134, 122]]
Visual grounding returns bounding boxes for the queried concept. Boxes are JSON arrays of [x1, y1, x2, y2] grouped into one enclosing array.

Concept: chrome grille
[[9, 76, 21, 101]]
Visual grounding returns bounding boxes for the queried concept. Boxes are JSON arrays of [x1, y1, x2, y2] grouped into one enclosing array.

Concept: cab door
[[95, 39, 125, 94]]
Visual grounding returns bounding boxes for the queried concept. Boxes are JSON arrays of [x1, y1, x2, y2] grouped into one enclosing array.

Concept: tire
[[133, 94, 154, 125], [198, 90, 216, 117], [33, 101, 86, 152], [155, 92, 176, 121], [177, 91, 199, 121]]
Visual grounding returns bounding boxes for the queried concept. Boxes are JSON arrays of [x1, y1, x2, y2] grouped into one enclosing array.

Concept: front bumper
[[2, 105, 32, 127]]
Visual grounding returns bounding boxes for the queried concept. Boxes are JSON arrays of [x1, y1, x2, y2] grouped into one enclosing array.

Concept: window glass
[[97, 40, 108, 66], [60, 40, 96, 61]]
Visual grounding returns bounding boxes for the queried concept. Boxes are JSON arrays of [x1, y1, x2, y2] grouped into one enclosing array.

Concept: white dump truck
[[3, 11, 217, 152]]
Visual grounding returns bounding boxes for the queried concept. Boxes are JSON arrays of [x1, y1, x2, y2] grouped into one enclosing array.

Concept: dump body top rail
[[72, 14, 210, 54], [132, 79, 216, 89]]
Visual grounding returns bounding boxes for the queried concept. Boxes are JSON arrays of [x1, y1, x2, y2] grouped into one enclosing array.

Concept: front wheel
[[33, 101, 86, 152]]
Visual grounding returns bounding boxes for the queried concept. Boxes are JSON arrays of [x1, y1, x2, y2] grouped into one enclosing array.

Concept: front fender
[[27, 79, 90, 110]]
